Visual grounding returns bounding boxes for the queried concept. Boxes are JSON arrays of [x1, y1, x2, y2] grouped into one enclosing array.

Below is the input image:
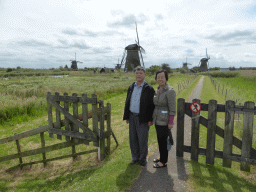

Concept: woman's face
[[156, 72, 166, 87]]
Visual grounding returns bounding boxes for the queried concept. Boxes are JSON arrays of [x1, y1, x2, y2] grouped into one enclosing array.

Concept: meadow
[[0, 69, 255, 191]]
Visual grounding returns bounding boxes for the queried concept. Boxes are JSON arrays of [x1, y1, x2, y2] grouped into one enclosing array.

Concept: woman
[[152, 69, 176, 168]]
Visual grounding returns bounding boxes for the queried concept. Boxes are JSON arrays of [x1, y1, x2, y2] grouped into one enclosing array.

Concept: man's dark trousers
[[129, 113, 149, 162]]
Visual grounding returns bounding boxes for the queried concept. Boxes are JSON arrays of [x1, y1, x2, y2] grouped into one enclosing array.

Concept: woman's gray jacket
[[153, 84, 176, 126]]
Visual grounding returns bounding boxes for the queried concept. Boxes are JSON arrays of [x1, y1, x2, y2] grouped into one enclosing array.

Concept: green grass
[[186, 75, 256, 192], [0, 73, 197, 191]]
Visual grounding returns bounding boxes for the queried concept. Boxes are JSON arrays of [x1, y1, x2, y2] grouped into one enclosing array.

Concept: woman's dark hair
[[155, 69, 168, 81]]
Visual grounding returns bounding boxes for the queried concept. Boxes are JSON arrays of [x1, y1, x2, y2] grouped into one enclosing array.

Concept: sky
[[1, 0, 256, 69]]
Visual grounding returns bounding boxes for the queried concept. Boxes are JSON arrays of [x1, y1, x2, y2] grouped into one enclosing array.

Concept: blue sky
[[0, 0, 256, 69]]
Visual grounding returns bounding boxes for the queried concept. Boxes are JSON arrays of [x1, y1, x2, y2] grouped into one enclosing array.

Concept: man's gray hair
[[134, 66, 145, 73]]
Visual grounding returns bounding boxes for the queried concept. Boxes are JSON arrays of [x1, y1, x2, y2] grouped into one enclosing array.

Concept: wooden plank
[[0, 125, 49, 144], [176, 98, 185, 157], [15, 138, 22, 169], [64, 93, 70, 141], [40, 132, 46, 167], [185, 102, 225, 112], [47, 99, 96, 141], [47, 92, 54, 138], [223, 100, 235, 168], [0, 140, 85, 162], [48, 94, 97, 104], [241, 101, 255, 172], [92, 94, 98, 147], [48, 128, 97, 141], [191, 99, 200, 161], [106, 103, 111, 154], [82, 93, 89, 145], [206, 100, 217, 165], [72, 93, 79, 144], [98, 100, 105, 161], [55, 92, 62, 140]]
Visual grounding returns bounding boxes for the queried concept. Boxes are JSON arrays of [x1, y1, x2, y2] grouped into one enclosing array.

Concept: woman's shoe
[[153, 162, 167, 168], [153, 158, 160, 163]]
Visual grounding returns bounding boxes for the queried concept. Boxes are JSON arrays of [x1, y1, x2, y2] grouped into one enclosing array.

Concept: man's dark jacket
[[123, 81, 155, 124]]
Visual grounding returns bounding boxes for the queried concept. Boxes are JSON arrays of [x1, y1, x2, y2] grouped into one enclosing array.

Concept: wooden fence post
[[241, 101, 255, 172], [15, 137, 22, 169], [191, 99, 200, 161], [107, 103, 111, 155], [98, 100, 105, 161], [55, 92, 62, 140], [47, 92, 53, 138], [64, 93, 70, 142], [72, 93, 79, 145], [223, 100, 235, 168], [206, 100, 217, 165], [40, 131, 46, 167], [92, 94, 98, 147], [176, 98, 185, 157], [82, 93, 89, 145]]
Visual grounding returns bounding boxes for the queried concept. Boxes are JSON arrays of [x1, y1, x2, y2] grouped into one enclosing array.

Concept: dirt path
[[127, 76, 205, 192]]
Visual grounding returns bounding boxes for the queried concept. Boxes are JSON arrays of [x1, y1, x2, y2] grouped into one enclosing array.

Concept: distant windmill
[[70, 53, 83, 69], [198, 48, 210, 72], [120, 22, 145, 72], [114, 58, 123, 70], [182, 57, 192, 68]]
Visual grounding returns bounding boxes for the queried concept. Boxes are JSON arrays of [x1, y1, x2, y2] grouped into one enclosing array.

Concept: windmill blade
[[140, 46, 145, 53], [139, 49, 145, 68], [135, 22, 139, 45], [120, 50, 126, 65]]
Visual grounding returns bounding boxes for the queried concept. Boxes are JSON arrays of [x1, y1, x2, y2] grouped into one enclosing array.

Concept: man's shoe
[[140, 160, 147, 166], [130, 160, 138, 165]]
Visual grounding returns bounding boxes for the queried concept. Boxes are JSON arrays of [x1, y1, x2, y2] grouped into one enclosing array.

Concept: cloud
[[155, 14, 163, 20], [206, 30, 255, 42], [62, 28, 79, 35], [15, 39, 49, 47], [184, 40, 198, 44], [108, 14, 149, 28], [62, 28, 123, 37]]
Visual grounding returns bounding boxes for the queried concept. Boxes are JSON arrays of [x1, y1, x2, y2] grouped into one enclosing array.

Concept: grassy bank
[[186, 75, 256, 192]]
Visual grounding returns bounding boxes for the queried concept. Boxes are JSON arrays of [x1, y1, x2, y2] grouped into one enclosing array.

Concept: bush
[[209, 71, 240, 78], [6, 68, 13, 72]]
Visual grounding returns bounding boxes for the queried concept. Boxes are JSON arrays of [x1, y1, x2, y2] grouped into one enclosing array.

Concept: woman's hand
[[168, 124, 173, 130]]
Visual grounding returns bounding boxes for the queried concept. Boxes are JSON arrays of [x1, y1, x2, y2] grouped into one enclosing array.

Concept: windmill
[[114, 58, 123, 70], [198, 48, 210, 72], [182, 57, 192, 68], [120, 22, 145, 72], [70, 52, 83, 69]]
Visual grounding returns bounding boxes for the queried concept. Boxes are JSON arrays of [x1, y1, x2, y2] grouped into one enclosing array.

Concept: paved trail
[[127, 76, 205, 192]]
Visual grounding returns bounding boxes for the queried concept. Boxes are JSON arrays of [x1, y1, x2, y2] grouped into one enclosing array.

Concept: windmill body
[[199, 49, 210, 72], [121, 23, 145, 72], [70, 53, 83, 70]]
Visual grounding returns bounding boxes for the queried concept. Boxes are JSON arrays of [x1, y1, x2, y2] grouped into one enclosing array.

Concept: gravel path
[[127, 76, 205, 192]]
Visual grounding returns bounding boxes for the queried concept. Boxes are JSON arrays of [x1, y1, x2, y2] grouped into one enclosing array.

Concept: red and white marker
[[190, 102, 201, 113]]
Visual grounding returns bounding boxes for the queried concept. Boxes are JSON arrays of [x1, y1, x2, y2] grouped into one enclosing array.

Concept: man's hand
[[168, 124, 173, 130], [148, 121, 152, 126]]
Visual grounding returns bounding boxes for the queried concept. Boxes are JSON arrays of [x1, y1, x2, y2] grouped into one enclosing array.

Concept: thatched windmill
[[198, 48, 210, 72], [120, 22, 145, 72], [70, 53, 83, 69]]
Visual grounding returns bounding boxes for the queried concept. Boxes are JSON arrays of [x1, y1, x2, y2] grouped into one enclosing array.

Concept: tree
[[161, 63, 172, 73], [147, 65, 162, 75], [180, 66, 188, 74], [6, 68, 13, 72], [64, 64, 68, 69]]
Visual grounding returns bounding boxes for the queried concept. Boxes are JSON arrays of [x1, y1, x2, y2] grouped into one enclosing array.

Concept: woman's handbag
[[167, 129, 174, 151]]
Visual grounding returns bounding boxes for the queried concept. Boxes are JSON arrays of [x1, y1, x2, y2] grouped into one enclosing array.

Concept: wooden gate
[[176, 98, 256, 172], [47, 92, 118, 161]]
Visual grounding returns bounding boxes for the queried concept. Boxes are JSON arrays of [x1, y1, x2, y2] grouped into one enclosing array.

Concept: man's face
[[135, 70, 146, 83]]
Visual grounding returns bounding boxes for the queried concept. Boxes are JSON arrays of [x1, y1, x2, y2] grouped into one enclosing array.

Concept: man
[[123, 66, 155, 166]]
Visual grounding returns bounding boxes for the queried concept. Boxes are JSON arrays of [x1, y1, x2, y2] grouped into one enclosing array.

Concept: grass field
[[0, 72, 197, 191]]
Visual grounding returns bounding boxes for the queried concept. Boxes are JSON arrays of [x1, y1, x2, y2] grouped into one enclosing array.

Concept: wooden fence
[[0, 92, 118, 172], [176, 98, 256, 172]]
